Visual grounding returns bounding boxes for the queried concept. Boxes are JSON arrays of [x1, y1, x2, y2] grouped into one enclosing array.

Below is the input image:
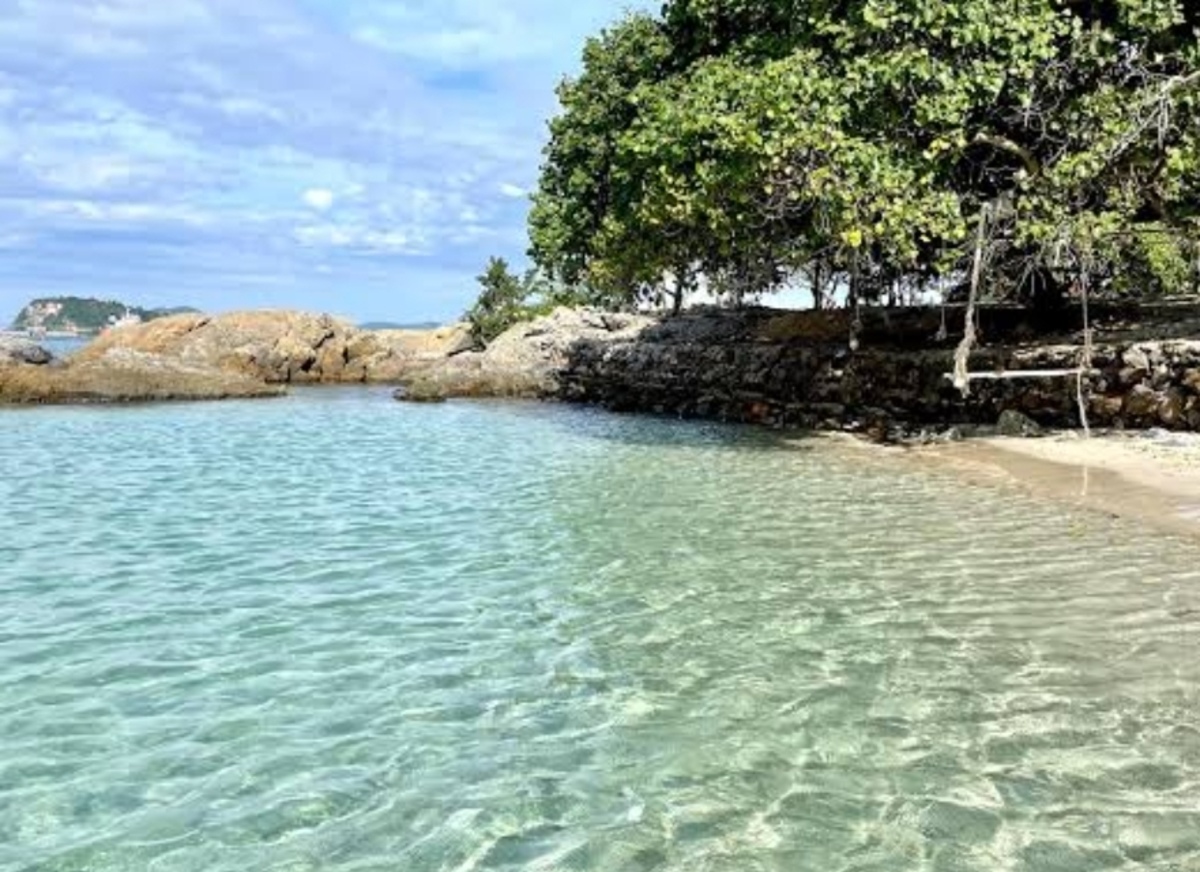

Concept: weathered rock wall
[[558, 305, 1200, 433]]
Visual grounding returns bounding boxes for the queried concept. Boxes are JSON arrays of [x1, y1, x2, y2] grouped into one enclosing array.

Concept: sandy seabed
[[922, 431, 1200, 540]]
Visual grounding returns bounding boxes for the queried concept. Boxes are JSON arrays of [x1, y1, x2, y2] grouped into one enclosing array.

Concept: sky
[[0, 0, 651, 325]]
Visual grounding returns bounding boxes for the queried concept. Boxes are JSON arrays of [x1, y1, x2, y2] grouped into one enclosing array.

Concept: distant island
[[10, 297, 199, 335], [359, 320, 442, 331]]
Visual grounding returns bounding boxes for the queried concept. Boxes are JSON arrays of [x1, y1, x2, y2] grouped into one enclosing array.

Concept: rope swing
[[1075, 264, 1094, 437], [947, 208, 1097, 437], [952, 204, 991, 395]]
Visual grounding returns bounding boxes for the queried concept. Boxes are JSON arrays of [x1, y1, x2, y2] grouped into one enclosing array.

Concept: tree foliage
[[464, 258, 593, 345], [530, 0, 1200, 309], [465, 258, 529, 346]]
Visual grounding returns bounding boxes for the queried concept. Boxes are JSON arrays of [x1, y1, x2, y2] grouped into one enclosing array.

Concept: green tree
[[528, 12, 675, 306], [465, 258, 534, 346], [465, 258, 607, 345], [530, 0, 1200, 311]]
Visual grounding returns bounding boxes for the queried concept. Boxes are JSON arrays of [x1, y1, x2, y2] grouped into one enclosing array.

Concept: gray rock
[[1124, 384, 1159, 419], [398, 307, 656, 400], [1158, 389, 1186, 428], [1122, 346, 1151, 373], [0, 336, 54, 366], [392, 385, 446, 404], [997, 409, 1043, 437]]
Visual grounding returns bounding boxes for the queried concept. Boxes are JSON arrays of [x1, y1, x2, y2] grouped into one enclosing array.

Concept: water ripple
[[1, 391, 1198, 870]]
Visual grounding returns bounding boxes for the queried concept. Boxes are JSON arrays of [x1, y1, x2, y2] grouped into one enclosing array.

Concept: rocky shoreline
[[5, 304, 1200, 440], [0, 311, 475, 403], [554, 304, 1200, 437], [0, 307, 652, 405]]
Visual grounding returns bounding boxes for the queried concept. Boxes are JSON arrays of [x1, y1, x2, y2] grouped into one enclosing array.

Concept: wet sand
[[920, 432, 1200, 540]]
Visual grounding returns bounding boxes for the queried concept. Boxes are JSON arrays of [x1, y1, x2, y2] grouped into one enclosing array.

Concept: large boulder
[[361, 323, 476, 382], [75, 311, 361, 383], [0, 336, 54, 366], [0, 347, 283, 403], [396, 308, 655, 401], [73, 311, 476, 385]]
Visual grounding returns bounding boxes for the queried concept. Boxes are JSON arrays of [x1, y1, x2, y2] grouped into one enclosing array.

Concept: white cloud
[[88, 0, 214, 30], [344, 0, 647, 69], [303, 188, 335, 211], [61, 30, 146, 57], [354, 24, 504, 64], [178, 91, 288, 123], [0, 0, 644, 319], [293, 222, 424, 254], [23, 154, 142, 192], [0, 232, 32, 250], [25, 199, 212, 227]]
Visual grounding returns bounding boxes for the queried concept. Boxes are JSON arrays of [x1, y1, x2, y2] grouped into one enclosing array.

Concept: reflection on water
[[1, 391, 1197, 871]]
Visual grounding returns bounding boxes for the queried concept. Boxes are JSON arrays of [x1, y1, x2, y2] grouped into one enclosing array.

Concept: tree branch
[[972, 132, 1041, 177]]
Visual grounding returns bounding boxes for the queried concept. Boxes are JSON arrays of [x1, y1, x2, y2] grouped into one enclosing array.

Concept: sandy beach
[[921, 431, 1200, 540]]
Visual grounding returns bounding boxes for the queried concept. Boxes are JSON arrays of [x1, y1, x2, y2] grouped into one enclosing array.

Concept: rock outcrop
[[9, 300, 1200, 427], [366, 323, 476, 382], [73, 310, 475, 385], [0, 309, 479, 404], [77, 311, 365, 383], [0, 336, 54, 366], [0, 346, 283, 403], [396, 308, 654, 401]]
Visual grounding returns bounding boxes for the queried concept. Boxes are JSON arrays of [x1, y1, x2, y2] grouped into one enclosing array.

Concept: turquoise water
[[39, 337, 89, 358], [1, 389, 1198, 871]]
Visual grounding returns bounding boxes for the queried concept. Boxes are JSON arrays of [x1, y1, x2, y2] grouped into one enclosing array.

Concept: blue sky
[[0, 0, 648, 324]]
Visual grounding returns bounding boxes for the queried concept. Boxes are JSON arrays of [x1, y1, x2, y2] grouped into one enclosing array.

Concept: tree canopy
[[529, 0, 1200, 309]]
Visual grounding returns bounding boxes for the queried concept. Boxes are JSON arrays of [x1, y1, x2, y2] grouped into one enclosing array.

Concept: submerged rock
[[392, 385, 447, 404]]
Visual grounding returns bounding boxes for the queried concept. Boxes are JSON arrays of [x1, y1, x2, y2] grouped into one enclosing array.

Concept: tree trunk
[[671, 264, 691, 316]]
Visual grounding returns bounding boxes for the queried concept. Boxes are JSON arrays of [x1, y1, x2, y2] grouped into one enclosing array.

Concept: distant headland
[[8, 296, 200, 336]]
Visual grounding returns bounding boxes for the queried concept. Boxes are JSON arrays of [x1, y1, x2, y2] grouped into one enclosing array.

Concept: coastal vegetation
[[10, 296, 198, 335], [465, 257, 589, 345], [498, 0, 1200, 315]]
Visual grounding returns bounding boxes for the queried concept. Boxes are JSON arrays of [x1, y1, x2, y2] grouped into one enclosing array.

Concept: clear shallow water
[[1, 389, 1198, 872], [40, 337, 89, 358]]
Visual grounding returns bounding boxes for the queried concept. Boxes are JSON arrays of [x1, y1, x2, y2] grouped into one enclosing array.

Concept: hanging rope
[[953, 204, 992, 395], [1075, 264, 1094, 437]]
